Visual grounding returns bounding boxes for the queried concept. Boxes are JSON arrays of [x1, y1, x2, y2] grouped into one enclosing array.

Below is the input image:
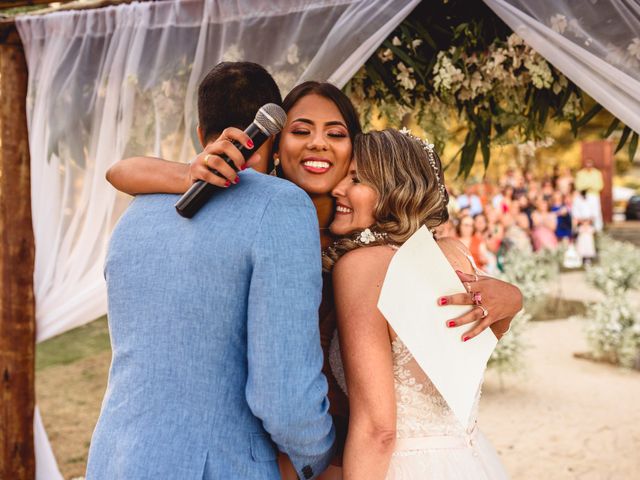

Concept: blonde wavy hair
[[323, 129, 449, 272]]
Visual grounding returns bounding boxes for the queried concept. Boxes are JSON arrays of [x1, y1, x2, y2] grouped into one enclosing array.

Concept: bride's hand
[[186, 127, 261, 188], [437, 271, 522, 342]]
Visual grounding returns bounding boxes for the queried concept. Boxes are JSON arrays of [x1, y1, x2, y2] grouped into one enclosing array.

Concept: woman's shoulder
[[333, 245, 395, 283]]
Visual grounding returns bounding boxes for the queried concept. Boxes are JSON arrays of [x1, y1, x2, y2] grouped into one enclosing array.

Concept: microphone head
[[255, 103, 287, 135]]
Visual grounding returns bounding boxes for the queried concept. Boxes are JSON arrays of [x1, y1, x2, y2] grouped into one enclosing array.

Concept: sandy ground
[[38, 273, 640, 479], [480, 318, 640, 480], [479, 272, 640, 480]]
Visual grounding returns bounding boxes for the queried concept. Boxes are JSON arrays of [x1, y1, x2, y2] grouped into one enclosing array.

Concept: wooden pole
[[0, 27, 36, 480], [582, 140, 614, 225]]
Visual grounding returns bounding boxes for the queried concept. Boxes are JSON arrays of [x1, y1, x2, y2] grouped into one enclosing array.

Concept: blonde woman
[[324, 129, 514, 479]]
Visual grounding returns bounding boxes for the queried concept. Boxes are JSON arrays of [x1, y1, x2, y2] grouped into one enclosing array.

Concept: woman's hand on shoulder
[[438, 271, 522, 341], [188, 127, 260, 188]]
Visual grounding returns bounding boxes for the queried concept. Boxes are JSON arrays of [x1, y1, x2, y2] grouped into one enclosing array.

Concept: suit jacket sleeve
[[245, 187, 335, 479]]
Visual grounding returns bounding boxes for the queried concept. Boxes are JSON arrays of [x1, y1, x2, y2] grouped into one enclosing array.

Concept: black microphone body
[[175, 122, 269, 218]]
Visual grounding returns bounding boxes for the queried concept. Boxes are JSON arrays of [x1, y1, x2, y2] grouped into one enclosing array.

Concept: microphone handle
[[175, 123, 270, 218]]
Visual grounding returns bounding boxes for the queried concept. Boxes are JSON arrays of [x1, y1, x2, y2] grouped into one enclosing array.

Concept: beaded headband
[[398, 127, 447, 206]]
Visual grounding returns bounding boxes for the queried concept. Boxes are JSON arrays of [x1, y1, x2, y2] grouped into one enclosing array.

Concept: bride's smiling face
[[277, 94, 352, 196], [329, 160, 377, 235]]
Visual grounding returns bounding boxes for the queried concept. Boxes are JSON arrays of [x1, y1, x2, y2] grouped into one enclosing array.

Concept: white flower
[[412, 39, 423, 49], [432, 52, 464, 93], [507, 33, 524, 48], [396, 62, 416, 90], [359, 228, 376, 244], [524, 54, 553, 89], [286, 44, 299, 65], [392, 36, 402, 46], [550, 14, 568, 34], [628, 38, 640, 60], [379, 48, 394, 63]]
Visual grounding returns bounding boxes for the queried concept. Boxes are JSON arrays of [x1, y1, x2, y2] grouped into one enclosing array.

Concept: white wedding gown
[[329, 333, 509, 479]]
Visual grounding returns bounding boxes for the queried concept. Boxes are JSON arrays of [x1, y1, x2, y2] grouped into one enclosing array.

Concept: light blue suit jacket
[[86, 170, 335, 479]]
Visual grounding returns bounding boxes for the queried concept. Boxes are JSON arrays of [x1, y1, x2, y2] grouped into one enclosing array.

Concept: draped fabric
[[483, 0, 640, 135], [15, 0, 419, 477]]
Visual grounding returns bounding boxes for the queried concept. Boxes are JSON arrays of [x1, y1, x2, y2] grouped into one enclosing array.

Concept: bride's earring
[[270, 155, 280, 176]]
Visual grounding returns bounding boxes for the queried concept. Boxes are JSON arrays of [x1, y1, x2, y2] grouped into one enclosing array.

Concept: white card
[[377, 226, 497, 427]]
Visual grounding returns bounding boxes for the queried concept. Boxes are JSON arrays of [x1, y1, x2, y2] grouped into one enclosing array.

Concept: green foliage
[[345, 0, 638, 175]]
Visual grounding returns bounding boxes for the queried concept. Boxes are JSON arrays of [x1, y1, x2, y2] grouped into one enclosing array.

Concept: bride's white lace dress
[[330, 333, 509, 479]]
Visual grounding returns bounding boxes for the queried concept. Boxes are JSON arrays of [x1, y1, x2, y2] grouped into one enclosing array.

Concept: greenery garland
[[344, 1, 639, 176]]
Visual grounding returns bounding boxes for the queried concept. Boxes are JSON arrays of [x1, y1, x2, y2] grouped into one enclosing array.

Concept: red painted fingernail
[[447, 321, 456, 328], [233, 176, 240, 184], [463, 336, 470, 342], [224, 180, 231, 187], [241, 164, 247, 171], [438, 297, 448, 306], [247, 139, 254, 148]]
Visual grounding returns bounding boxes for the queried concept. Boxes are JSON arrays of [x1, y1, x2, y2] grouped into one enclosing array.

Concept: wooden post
[[0, 27, 36, 480]]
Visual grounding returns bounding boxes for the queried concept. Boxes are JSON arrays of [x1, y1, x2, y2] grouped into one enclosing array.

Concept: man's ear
[[197, 125, 205, 149]]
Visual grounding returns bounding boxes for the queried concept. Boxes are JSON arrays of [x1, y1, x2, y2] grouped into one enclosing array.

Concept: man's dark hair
[[197, 62, 282, 142]]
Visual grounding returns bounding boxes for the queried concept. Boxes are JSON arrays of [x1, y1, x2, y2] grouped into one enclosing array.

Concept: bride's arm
[[106, 127, 254, 195], [333, 247, 397, 480]]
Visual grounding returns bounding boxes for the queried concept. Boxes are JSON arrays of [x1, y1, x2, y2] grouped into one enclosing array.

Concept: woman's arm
[[106, 156, 191, 195], [437, 238, 521, 341], [106, 127, 254, 195], [333, 247, 397, 480]]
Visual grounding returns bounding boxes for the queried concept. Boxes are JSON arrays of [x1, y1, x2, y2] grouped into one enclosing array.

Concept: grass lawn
[[36, 317, 111, 479]]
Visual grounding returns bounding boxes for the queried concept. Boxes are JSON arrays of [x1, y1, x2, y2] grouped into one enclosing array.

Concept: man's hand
[[438, 271, 523, 342], [186, 127, 261, 189]]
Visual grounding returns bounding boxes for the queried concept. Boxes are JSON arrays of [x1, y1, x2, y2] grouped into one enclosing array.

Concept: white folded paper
[[378, 226, 497, 427]]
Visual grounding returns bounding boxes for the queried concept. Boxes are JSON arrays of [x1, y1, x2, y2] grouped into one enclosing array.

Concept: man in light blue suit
[[87, 63, 335, 479]]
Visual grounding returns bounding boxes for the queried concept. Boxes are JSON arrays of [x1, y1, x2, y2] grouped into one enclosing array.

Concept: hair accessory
[[321, 227, 389, 258], [357, 228, 386, 245], [398, 127, 446, 205]]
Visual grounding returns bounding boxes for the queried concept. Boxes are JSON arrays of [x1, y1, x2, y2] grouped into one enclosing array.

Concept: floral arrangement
[[583, 236, 640, 369], [584, 295, 640, 369], [586, 235, 640, 295], [488, 309, 531, 376], [499, 247, 559, 306], [345, 1, 638, 175]]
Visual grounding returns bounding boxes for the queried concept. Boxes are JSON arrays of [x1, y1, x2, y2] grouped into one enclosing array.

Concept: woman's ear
[[197, 125, 205, 149]]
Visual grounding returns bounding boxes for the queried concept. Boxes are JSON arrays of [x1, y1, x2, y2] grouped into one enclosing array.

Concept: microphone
[[175, 103, 287, 218]]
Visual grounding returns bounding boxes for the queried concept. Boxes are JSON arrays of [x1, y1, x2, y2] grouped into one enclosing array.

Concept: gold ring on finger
[[475, 305, 489, 319], [203, 154, 213, 168]]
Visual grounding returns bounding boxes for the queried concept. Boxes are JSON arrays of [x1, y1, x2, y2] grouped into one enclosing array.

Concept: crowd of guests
[[437, 161, 605, 273]]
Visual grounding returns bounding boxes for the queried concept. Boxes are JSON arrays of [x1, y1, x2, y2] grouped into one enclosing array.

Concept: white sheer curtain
[[16, 0, 419, 477], [483, 0, 640, 135]]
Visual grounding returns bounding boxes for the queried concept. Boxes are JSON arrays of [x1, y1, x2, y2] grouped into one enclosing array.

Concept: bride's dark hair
[[323, 129, 449, 272]]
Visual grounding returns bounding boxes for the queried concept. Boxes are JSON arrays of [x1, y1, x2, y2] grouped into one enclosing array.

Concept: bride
[[321, 128, 510, 479]]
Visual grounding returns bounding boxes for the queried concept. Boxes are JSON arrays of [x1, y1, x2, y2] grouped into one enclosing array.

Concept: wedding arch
[[5, 0, 421, 478], [0, 0, 638, 478]]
